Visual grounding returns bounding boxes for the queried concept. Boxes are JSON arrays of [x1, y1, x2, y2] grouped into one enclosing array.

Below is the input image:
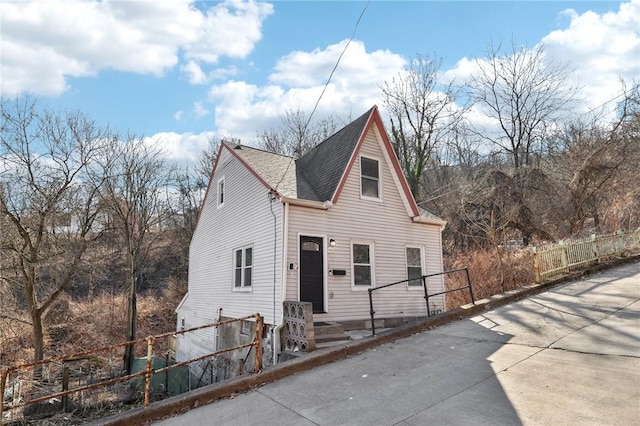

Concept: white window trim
[[350, 241, 375, 290], [232, 244, 253, 292], [217, 176, 225, 209], [405, 245, 424, 289], [359, 155, 383, 202]]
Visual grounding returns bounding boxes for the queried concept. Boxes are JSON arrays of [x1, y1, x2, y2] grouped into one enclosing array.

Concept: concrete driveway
[[154, 262, 640, 426]]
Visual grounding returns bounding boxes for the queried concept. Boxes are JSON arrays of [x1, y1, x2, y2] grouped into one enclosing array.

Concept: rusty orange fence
[[1, 313, 263, 424]]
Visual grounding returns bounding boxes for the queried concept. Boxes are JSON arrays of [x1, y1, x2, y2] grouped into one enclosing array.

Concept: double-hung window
[[233, 245, 252, 289], [352, 242, 374, 287], [406, 247, 423, 287], [360, 157, 380, 199]]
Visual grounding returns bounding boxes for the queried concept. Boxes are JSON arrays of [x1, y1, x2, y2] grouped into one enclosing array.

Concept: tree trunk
[[30, 306, 45, 379], [123, 256, 137, 375]]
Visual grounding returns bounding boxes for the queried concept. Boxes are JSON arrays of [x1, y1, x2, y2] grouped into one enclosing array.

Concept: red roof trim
[[194, 143, 282, 231], [224, 143, 282, 199], [193, 143, 225, 230], [331, 106, 420, 216]]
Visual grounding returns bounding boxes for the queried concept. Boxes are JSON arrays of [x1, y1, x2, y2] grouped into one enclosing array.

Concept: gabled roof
[[208, 106, 444, 226], [295, 107, 374, 201]]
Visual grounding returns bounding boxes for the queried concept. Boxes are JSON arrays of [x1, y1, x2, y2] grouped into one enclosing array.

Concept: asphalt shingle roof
[[225, 107, 374, 202], [295, 107, 374, 201]]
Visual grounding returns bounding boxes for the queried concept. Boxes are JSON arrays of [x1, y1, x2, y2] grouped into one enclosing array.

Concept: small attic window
[[217, 176, 225, 208], [360, 157, 380, 199]]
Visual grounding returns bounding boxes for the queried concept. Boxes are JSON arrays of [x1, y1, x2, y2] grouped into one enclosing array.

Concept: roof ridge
[[298, 105, 376, 162], [222, 140, 295, 159], [294, 106, 376, 202]]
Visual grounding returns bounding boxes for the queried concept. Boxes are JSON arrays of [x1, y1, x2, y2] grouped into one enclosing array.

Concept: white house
[[175, 106, 446, 366]]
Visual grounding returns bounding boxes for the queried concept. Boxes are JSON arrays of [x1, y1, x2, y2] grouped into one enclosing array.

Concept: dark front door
[[299, 235, 324, 313]]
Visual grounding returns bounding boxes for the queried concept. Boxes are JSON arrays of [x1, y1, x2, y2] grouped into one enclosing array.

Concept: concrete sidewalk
[[97, 259, 640, 425]]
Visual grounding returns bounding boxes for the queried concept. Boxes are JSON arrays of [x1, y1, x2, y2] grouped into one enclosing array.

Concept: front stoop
[[314, 321, 351, 347]]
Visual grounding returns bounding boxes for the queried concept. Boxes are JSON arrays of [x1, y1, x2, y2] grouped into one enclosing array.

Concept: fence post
[[617, 230, 625, 254], [560, 241, 568, 272], [368, 288, 376, 336], [532, 247, 541, 284], [465, 267, 475, 305], [62, 366, 70, 412], [591, 234, 599, 262], [1, 368, 6, 425], [422, 276, 431, 317], [144, 336, 154, 407], [254, 315, 263, 372]]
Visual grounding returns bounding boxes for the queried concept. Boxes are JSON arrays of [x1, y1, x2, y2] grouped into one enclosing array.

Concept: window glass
[[360, 157, 379, 198], [406, 247, 423, 286], [301, 241, 320, 251], [353, 244, 370, 264], [218, 178, 225, 207], [361, 157, 379, 178], [244, 266, 252, 287], [353, 243, 372, 286], [354, 265, 371, 286], [233, 246, 253, 289], [245, 247, 253, 266]]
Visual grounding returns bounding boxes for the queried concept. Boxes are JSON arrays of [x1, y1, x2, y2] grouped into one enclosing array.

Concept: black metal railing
[[367, 267, 474, 335]]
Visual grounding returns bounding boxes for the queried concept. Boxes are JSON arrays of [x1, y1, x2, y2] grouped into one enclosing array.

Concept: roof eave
[[281, 196, 332, 210], [412, 216, 447, 230]]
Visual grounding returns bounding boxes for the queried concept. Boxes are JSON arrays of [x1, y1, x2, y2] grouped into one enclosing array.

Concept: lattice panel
[[282, 301, 315, 352]]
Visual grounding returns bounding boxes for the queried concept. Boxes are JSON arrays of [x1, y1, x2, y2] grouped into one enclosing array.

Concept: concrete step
[[313, 321, 345, 337], [315, 333, 351, 343], [316, 339, 351, 349]]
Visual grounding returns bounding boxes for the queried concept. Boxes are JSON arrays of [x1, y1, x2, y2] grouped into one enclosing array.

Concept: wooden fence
[[531, 229, 640, 283]]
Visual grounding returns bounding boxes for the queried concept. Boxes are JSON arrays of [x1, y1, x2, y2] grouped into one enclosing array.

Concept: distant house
[[175, 106, 446, 366]]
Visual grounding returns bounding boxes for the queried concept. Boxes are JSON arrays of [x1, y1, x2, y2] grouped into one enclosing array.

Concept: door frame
[[297, 232, 328, 313]]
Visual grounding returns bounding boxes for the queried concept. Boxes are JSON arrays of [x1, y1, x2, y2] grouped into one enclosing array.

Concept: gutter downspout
[[272, 201, 289, 364]]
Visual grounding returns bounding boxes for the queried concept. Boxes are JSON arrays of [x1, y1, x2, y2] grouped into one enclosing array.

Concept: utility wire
[[274, 1, 370, 192]]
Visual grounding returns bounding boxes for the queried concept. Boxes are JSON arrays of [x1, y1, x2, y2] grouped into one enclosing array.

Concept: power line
[[274, 1, 370, 192], [302, 1, 370, 135]]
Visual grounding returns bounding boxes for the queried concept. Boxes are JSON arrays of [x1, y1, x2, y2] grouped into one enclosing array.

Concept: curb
[[92, 255, 639, 425]]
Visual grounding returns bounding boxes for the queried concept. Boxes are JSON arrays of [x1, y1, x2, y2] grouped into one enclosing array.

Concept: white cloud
[[208, 40, 406, 140], [181, 60, 208, 85], [541, 0, 640, 111], [174, 111, 184, 121], [184, 0, 273, 63], [443, 0, 640, 115], [0, 0, 272, 96], [145, 131, 216, 161], [193, 102, 210, 118]]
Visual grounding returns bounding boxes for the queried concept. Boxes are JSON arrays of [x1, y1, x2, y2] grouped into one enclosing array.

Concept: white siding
[[285, 128, 445, 322], [177, 147, 283, 361]]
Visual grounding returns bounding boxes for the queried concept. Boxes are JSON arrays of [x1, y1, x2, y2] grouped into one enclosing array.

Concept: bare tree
[[196, 136, 223, 190], [100, 135, 172, 374], [547, 81, 640, 234], [0, 97, 112, 365], [468, 41, 578, 170], [381, 54, 467, 202], [259, 108, 340, 157]]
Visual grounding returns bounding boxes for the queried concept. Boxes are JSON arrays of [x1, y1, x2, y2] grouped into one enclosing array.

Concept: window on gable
[[233, 245, 253, 289], [406, 247, 423, 287], [360, 157, 380, 198], [352, 243, 374, 287], [217, 177, 225, 208]]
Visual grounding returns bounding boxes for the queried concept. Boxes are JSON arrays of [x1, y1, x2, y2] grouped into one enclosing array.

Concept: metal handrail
[[367, 267, 474, 336]]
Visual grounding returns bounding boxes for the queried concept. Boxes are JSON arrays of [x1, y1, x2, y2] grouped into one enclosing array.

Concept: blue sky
[[1, 0, 638, 162]]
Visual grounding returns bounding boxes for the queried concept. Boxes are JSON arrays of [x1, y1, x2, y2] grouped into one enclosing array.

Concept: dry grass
[[1, 286, 180, 370], [444, 247, 534, 310]]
